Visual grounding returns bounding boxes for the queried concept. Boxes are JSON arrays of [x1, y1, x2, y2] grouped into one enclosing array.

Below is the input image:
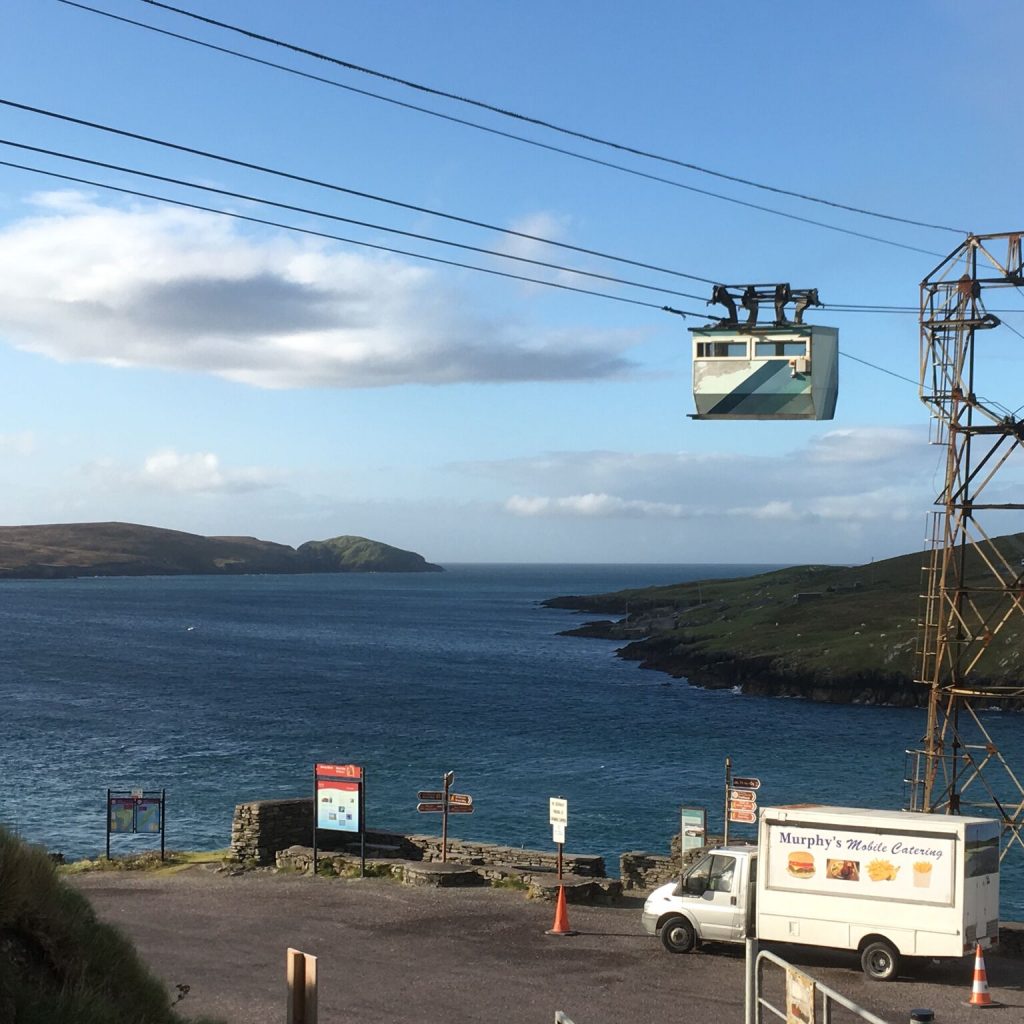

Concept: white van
[[641, 805, 1000, 980]]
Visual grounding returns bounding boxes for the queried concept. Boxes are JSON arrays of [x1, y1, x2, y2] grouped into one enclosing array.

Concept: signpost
[[416, 771, 473, 862], [724, 757, 761, 845], [313, 763, 365, 877], [549, 797, 568, 879], [106, 789, 166, 861]]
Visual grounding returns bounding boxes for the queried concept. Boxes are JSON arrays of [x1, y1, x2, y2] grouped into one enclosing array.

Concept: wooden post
[[286, 948, 318, 1024]]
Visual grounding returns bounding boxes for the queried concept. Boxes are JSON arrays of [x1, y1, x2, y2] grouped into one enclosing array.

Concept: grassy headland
[[0, 522, 443, 579], [545, 534, 1024, 705], [0, 827, 223, 1024]]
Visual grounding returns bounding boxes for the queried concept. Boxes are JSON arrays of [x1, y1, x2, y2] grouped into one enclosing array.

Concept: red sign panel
[[316, 763, 362, 779], [729, 808, 757, 824]]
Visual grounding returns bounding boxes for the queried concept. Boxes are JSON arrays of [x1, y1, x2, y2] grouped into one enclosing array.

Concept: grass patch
[[60, 849, 231, 877], [0, 826, 226, 1023], [490, 876, 530, 892]]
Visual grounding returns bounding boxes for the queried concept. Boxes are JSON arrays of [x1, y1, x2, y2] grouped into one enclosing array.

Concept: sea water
[[1, 564, 1021, 917]]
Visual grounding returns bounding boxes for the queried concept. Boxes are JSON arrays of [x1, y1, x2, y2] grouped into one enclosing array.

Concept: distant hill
[[545, 534, 1024, 705], [0, 522, 443, 579]]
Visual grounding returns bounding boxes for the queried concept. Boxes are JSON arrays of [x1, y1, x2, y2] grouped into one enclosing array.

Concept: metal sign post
[[442, 770, 453, 863], [724, 757, 731, 847], [312, 763, 364, 877], [549, 797, 568, 880], [417, 771, 473, 862], [725, 758, 761, 841]]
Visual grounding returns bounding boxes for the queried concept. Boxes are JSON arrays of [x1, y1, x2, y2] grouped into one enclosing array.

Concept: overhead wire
[[0, 138, 711, 304], [125, 0, 966, 236], [0, 156, 714, 318], [1, 153, 944, 390], [0, 97, 720, 288], [53, 0, 954, 259]]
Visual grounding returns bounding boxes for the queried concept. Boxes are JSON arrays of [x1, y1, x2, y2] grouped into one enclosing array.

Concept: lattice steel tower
[[908, 231, 1024, 862]]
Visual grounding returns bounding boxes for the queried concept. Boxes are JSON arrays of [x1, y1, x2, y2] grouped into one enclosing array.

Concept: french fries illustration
[[866, 858, 900, 882]]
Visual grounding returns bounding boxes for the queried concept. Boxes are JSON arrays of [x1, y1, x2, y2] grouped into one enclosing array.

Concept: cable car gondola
[[690, 283, 838, 420]]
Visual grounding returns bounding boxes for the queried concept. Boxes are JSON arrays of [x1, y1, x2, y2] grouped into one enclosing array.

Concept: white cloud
[[806, 427, 922, 464], [505, 492, 689, 518], [0, 431, 35, 456], [139, 450, 275, 493], [84, 449, 277, 494], [479, 426, 939, 539], [0, 193, 642, 389]]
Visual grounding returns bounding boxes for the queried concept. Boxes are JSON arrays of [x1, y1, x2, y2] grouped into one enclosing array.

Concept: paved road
[[72, 869, 1024, 1024]]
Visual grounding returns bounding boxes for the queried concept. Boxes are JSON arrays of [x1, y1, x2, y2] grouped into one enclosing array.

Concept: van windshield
[[677, 853, 736, 895]]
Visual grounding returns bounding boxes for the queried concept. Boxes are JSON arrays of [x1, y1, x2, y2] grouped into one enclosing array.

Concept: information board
[[106, 789, 166, 860], [109, 797, 136, 834], [315, 763, 362, 833], [316, 780, 360, 832], [680, 807, 707, 852]]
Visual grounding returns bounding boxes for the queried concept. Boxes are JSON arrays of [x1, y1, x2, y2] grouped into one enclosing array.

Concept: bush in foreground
[[0, 825, 223, 1024]]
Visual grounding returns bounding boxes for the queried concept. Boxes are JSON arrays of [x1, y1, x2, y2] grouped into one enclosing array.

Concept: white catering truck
[[641, 805, 1000, 980]]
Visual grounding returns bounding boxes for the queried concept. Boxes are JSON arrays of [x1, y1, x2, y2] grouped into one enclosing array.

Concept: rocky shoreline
[[558, 615, 927, 708]]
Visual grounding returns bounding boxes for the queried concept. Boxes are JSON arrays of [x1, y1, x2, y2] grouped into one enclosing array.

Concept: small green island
[[546, 533, 1024, 707], [0, 522, 443, 579]]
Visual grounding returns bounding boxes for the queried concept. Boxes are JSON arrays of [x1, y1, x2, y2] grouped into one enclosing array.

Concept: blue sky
[[1, 0, 1022, 563]]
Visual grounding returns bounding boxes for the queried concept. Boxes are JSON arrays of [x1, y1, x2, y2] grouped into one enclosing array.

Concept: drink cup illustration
[[913, 861, 933, 888]]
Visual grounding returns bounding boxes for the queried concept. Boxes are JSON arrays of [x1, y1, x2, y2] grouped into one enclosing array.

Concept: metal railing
[[748, 945, 892, 1024]]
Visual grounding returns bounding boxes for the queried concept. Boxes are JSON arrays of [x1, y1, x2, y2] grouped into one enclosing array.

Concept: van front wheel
[[861, 939, 900, 981], [661, 916, 697, 954]]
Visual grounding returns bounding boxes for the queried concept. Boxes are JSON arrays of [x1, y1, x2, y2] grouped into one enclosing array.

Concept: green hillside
[[297, 535, 443, 572], [0, 826, 222, 1024], [0, 523, 442, 579], [546, 534, 1024, 704]]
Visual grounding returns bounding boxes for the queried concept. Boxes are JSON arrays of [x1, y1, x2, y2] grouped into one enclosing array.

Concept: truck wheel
[[660, 916, 697, 954], [861, 939, 900, 981]]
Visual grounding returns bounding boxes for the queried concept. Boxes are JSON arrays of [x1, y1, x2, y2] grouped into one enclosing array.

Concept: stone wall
[[619, 832, 729, 891], [232, 798, 311, 865], [231, 798, 603, 875], [405, 835, 604, 877]]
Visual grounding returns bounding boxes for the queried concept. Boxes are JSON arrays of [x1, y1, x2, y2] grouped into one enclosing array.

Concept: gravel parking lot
[[72, 869, 1024, 1024]]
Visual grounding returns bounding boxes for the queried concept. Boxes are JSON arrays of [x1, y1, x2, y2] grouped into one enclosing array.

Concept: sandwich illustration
[[787, 850, 815, 878]]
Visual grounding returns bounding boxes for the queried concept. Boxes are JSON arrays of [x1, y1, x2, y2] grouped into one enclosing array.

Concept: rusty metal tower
[[907, 231, 1024, 862]]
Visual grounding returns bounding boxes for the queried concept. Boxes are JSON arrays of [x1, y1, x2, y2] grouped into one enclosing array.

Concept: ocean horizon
[[2, 563, 1021, 917]]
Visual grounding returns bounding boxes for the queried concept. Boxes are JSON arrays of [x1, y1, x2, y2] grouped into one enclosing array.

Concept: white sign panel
[[549, 797, 568, 826], [552, 822, 566, 845], [765, 822, 955, 905], [317, 780, 360, 833]]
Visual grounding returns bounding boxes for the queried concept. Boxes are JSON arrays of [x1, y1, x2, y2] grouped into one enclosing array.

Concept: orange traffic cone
[[545, 884, 578, 937], [968, 943, 995, 1007]]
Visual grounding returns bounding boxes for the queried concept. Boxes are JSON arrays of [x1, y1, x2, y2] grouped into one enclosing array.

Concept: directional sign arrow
[[729, 808, 757, 824], [417, 790, 445, 801], [448, 793, 473, 807], [447, 804, 474, 813], [732, 776, 761, 790], [417, 802, 445, 813]]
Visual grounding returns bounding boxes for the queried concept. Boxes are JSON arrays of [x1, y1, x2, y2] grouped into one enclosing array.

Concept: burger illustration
[[787, 850, 815, 878]]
